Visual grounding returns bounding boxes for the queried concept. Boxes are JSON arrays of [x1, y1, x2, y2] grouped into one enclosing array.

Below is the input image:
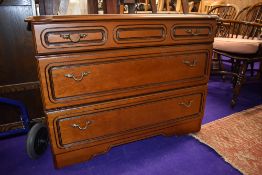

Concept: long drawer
[[47, 85, 207, 152], [38, 44, 212, 109], [32, 19, 216, 54]]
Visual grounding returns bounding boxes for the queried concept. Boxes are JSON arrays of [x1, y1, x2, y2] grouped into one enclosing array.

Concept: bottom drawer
[[49, 85, 207, 150]]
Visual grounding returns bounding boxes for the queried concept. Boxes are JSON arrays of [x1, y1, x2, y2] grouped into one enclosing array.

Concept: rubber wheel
[[26, 123, 49, 159], [231, 99, 236, 108]]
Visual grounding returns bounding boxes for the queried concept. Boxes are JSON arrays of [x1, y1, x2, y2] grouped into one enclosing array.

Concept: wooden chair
[[207, 4, 239, 20], [235, 5, 251, 20], [212, 19, 262, 107], [208, 4, 239, 78], [176, 0, 194, 13], [198, 0, 226, 13], [245, 2, 262, 23], [212, 3, 262, 80], [158, 0, 171, 11]]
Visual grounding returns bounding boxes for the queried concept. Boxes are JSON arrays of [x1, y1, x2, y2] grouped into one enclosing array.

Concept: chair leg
[[231, 58, 234, 72], [145, 0, 149, 11], [217, 53, 226, 80], [150, 0, 157, 13], [166, 0, 171, 11], [256, 61, 262, 79], [250, 62, 254, 77], [232, 60, 243, 88], [232, 60, 240, 87], [231, 61, 248, 107]]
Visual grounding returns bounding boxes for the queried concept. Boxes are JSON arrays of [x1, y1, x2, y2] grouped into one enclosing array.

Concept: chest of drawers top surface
[[27, 14, 218, 23], [27, 14, 217, 55]]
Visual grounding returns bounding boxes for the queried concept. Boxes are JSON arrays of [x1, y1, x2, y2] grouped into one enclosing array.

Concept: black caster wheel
[[26, 123, 49, 159], [230, 99, 236, 108]]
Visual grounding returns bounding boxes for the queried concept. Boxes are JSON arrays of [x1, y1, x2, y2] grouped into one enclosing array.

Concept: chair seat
[[213, 37, 262, 54]]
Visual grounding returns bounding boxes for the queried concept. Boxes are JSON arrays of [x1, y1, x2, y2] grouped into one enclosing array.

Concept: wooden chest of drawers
[[27, 14, 217, 168]]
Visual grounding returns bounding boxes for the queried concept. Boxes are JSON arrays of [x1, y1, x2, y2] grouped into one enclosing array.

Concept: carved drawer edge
[[171, 23, 214, 40], [53, 92, 204, 148], [40, 26, 107, 49], [43, 49, 210, 106], [113, 24, 167, 44]]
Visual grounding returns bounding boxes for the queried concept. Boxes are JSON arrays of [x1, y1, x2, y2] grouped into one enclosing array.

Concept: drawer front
[[38, 45, 211, 109], [113, 24, 166, 43], [172, 24, 212, 41], [41, 26, 107, 49], [33, 19, 216, 54], [55, 87, 205, 146]]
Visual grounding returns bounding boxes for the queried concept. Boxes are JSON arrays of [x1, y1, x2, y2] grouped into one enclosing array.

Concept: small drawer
[[172, 24, 212, 41], [113, 24, 166, 43], [41, 26, 107, 50], [55, 89, 204, 146], [39, 45, 210, 109]]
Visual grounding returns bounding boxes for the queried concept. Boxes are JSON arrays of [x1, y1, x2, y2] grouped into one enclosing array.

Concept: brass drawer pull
[[183, 59, 198, 67], [72, 121, 92, 130], [64, 71, 91, 81], [185, 29, 199, 36], [60, 33, 88, 43], [179, 100, 193, 108]]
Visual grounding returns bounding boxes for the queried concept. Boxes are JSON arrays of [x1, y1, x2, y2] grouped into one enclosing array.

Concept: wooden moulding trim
[[0, 117, 45, 133], [114, 24, 167, 43], [0, 81, 40, 94], [25, 14, 218, 23], [41, 26, 107, 49]]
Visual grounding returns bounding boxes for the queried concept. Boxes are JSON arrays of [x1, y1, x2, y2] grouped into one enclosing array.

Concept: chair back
[[198, 0, 226, 13], [188, 1, 194, 12], [245, 2, 262, 23], [217, 19, 262, 40], [208, 4, 239, 20], [235, 5, 251, 20], [175, 0, 194, 13]]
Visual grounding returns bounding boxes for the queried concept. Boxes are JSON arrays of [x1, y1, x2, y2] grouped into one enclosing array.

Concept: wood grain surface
[[28, 14, 216, 168]]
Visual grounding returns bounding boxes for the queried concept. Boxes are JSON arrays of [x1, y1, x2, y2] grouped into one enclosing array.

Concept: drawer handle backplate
[[60, 33, 88, 43], [64, 71, 91, 81], [183, 59, 198, 67], [185, 29, 200, 36], [72, 121, 92, 130], [179, 100, 193, 108]]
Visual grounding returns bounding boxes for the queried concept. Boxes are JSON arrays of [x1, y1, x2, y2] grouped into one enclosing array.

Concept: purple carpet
[[1, 75, 261, 175]]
